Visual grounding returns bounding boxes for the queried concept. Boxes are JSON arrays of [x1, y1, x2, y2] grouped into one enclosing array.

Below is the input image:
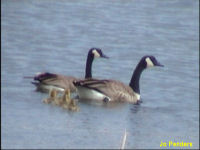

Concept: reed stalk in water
[[120, 128, 127, 149]]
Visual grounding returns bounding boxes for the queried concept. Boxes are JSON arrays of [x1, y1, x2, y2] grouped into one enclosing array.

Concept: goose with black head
[[29, 48, 109, 93], [73, 55, 163, 104]]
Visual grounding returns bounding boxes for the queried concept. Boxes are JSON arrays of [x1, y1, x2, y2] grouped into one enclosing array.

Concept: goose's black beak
[[156, 62, 164, 67], [101, 54, 109, 59]]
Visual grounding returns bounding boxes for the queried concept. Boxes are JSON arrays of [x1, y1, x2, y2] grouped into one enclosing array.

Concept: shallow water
[[2, 0, 199, 149]]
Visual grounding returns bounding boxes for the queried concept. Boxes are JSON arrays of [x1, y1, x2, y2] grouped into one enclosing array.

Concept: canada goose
[[52, 89, 68, 106], [43, 89, 58, 104], [29, 48, 108, 93], [73, 55, 164, 104], [61, 89, 79, 111], [68, 99, 79, 111], [64, 89, 71, 105], [43, 88, 79, 111]]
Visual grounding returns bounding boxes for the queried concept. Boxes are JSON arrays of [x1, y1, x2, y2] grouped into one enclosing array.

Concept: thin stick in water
[[120, 128, 127, 149]]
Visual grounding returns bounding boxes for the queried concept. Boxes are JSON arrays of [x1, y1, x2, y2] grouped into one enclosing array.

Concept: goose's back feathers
[[32, 72, 79, 93]]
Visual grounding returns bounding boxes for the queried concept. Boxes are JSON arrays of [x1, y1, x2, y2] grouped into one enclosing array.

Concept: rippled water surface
[[2, 0, 199, 149]]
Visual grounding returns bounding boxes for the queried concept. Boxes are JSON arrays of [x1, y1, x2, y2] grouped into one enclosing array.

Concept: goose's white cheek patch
[[145, 57, 154, 68], [92, 49, 100, 58]]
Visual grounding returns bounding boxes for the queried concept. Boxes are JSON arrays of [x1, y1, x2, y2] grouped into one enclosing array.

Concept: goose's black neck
[[85, 53, 94, 78], [129, 61, 145, 94]]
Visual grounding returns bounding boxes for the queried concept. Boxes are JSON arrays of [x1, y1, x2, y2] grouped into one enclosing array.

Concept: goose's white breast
[[77, 86, 107, 101]]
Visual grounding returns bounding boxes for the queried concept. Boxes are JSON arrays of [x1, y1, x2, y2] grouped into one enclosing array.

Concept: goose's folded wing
[[34, 72, 58, 81], [74, 79, 124, 95], [33, 72, 78, 89], [74, 79, 110, 89]]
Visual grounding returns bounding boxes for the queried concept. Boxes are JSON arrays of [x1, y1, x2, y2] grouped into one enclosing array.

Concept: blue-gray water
[[2, 0, 199, 149]]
